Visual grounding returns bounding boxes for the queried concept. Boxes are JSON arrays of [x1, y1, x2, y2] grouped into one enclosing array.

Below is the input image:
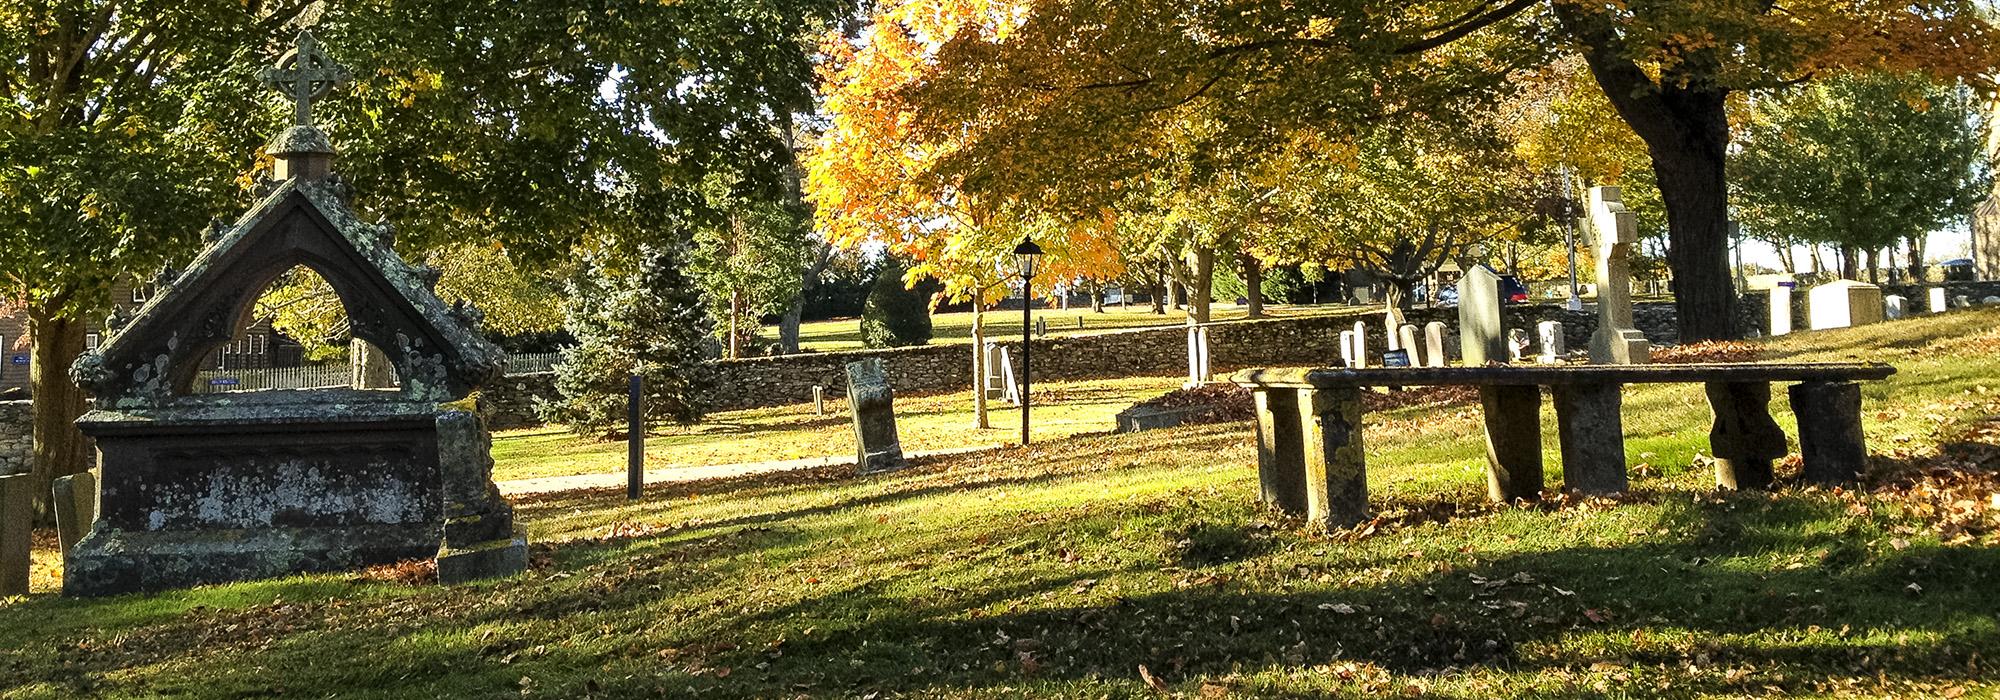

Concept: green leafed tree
[[859, 259, 933, 348], [1733, 72, 1991, 281], [540, 243, 717, 439], [1, 0, 843, 514], [690, 170, 810, 359]]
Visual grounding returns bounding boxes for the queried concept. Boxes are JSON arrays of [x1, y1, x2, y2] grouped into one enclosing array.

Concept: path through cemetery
[[493, 444, 1005, 496]]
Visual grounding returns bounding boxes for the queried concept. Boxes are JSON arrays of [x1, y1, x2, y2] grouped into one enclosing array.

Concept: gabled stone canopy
[[61, 31, 525, 597], [73, 177, 503, 407]]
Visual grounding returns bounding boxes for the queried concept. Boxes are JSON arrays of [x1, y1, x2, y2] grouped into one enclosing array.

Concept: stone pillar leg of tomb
[[434, 410, 528, 584], [1299, 387, 1368, 527], [1252, 388, 1308, 515], [1705, 382, 1789, 490], [1551, 383, 1629, 495], [1479, 385, 1545, 502], [1789, 381, 1868, 485], [0, 473, 30, 596]]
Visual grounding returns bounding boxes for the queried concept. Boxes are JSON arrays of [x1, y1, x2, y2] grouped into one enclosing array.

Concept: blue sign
[[209, 377, 240, 386], [1382, 349, 1412, 368], [8, 355, 25, 366]]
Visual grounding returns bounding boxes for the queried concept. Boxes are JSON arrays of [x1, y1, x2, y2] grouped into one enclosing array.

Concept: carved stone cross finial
[[260, 31, 350, 127]]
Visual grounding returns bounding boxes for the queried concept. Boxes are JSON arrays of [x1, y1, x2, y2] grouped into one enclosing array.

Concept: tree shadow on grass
[[697, 503, 1999, 698]]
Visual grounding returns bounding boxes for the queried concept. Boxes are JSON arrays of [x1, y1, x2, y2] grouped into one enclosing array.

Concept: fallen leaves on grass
[[351, 559, 436, 586], [1653, 340, 1761, 364]]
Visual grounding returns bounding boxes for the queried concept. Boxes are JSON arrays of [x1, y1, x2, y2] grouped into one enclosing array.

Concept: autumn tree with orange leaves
[[806, 1, 1123, 428], [878, 0, 1998, 342]]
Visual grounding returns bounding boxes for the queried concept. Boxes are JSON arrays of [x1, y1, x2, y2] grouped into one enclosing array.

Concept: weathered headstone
[[1537, 321, 1565, 364], [812, 385, 826, 416], [1424, 321, 1448, 368], [1883, 295, 1908, 320], [1507, 328, 1531, 363], [1929, 288, 1948, 313], [1956, 295, 1971, 308], [1769, 285, 1793, 336], [1397, 325, 1419, 361], [1185, 322, 1211, 387], [52, 469, 99, 552], [63, 32, 524, 596], [1458, 266, 1504, 366], [1808, 280, 1885, 330], [844, 358, 907, 474], [1349, 321, 1369, 368], [1586, 186, 1650, 364], [1985, 296, 2000, 305], [0, 473, 28, 596], [1338, 330, 1357, 368]]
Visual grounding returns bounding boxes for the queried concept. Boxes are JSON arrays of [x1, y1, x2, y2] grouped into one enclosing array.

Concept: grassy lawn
[[4, 309, 1999, 698], [488, 375, 1187, 482], [778, 302, 1369, 351]]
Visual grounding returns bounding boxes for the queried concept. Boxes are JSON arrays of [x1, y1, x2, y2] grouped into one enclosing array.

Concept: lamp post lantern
[[1013, 238, 1043, 446]]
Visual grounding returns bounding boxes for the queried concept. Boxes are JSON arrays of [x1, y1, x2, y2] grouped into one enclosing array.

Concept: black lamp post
[[1013, 237, 1043, 446]]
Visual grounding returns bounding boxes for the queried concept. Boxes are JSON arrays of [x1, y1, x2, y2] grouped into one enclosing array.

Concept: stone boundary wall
[[479, 299, 1725, 429], [0, 400, 29, 475]]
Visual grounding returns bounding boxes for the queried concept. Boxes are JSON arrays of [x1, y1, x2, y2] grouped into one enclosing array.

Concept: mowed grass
[[778, 302, 1368, 351], [4, 309, 2000, 698], [488, 375, 1187, 482]]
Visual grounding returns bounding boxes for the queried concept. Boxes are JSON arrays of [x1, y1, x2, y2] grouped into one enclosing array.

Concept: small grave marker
[[1458, 266, 1503, 365], [1769, 284, 1793, 336], [845, 358, 907, 473]]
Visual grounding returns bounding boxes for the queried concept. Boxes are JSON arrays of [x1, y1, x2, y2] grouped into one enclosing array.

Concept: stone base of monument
[[1114, 404, 1213, 433], [63, 526, 439, 597], [437, 535, 529, 584], [66, 397, 524, 596]]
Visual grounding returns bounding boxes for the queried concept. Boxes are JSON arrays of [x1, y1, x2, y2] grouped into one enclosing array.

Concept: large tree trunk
[[1647, 129, 1739, 341], [1838, 245, 1858, 280], [1906, 235, 1926, 282], [1188, 247, 1215, 323], [27, 305, 88, 524], [1562, 7, 1740, 341], [1242, 254, 1264, 318], [1865, 249, 1880, 285]]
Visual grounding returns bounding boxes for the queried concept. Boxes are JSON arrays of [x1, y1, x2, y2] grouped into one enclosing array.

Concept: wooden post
[[627, 374, 644, 500], [1790, 381, 1867, 485], [1300, 386, 1369, 527], [1252, 388, 1307, 515], [1479, 385, 1545, 501], [1550, 383, 1628, 495], [1705, 381, 1788, 490]]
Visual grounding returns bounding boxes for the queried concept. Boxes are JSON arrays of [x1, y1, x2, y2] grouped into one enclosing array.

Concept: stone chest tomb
[[62, 32, 526, 596]]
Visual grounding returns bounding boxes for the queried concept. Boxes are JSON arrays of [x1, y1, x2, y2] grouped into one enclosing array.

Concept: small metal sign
[[209, 377, 240, 386], [1382, 349, 1412, 368]]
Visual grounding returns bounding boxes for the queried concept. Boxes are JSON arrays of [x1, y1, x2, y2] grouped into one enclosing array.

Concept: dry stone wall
[[0, 401, 29, 475], [479, 300, 1717, 429]]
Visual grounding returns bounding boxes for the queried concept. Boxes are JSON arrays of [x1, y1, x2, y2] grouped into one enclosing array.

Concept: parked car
[[1498, 275, 1530, 304], [1941, 258, 1975, 282]]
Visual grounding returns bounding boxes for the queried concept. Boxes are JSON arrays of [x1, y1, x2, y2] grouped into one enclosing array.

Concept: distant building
[[0, 278, 301, 394]]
